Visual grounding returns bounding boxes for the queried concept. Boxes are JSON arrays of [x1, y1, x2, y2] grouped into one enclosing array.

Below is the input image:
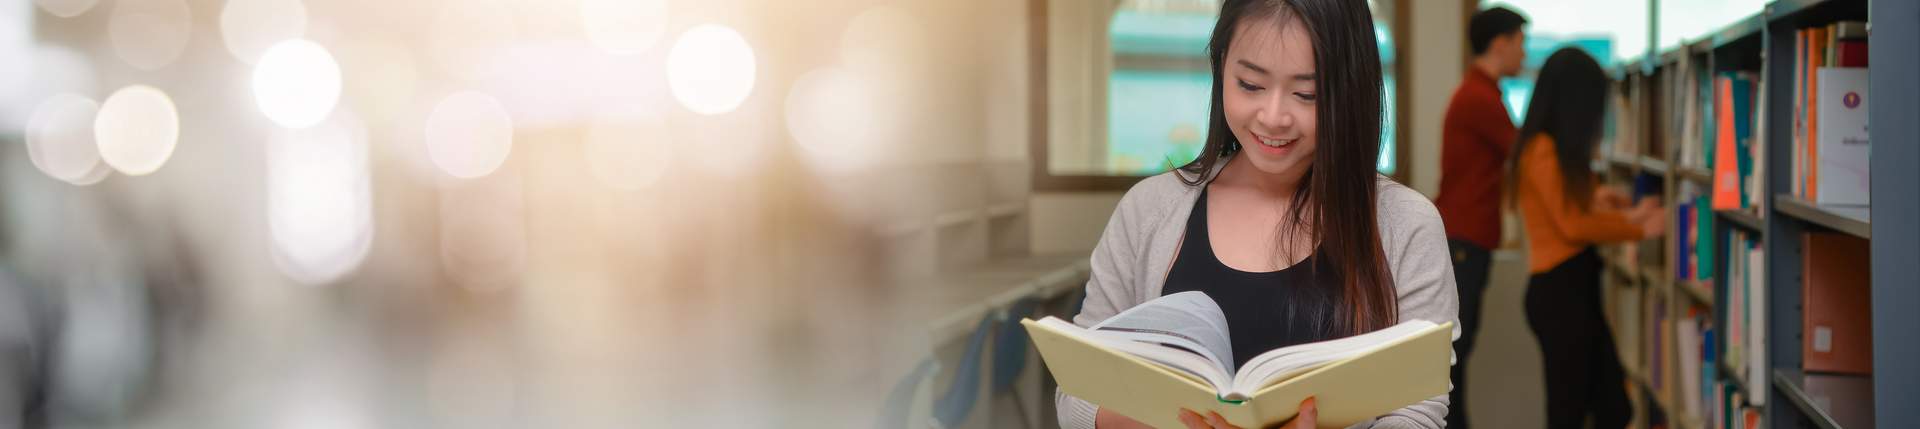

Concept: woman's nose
[[1260, 95, 1292, 130]]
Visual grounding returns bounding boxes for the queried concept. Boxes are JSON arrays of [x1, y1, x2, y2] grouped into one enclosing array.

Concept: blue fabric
[[991, 298, 1040, 394], [932, 315, 996, 428]]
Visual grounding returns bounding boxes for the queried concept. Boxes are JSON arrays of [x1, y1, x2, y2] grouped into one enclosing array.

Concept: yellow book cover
[[1025, 292, 1453, 428]]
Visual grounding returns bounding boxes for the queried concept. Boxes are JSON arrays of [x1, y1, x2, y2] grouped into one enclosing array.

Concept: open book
[[1027, 291, 1453, 428]]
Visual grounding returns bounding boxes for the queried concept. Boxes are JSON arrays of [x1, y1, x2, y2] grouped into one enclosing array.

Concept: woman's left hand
[[1595, 185, 1633, 210], [1177, 397, 1317, 429]]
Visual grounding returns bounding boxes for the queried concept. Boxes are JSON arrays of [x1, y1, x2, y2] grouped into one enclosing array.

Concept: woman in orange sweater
[[1506, 47, 1665, 429]]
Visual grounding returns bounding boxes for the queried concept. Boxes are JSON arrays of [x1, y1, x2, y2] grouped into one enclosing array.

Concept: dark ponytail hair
[[1177, 0, 1395, 336], [1506, 47, 1611, 212]]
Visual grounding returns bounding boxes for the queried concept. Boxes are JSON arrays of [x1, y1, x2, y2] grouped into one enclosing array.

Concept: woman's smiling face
[[1221, 14, 1318, 180]]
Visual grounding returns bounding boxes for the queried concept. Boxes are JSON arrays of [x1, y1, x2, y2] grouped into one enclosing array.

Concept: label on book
[[1813, 326, 1833, 353]]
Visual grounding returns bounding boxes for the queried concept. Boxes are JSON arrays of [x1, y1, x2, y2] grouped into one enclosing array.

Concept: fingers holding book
[[1178, 397, 1317, 429]]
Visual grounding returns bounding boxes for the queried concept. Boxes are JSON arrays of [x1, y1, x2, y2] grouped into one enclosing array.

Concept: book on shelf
[[1717, 383, 1728, 429], [1615, 284, 1643, 372], [1674, 181, 1714, 283], [1711, 72, 1761, 211], [1675, 196, 1691, 280], [1024, 291, 1454, 428], [1813, 68, 1868, 206], [1727, 229, 1767, 405], [1802, 233, 1872, 375], [1795, 22, 1871, 206], [1610, 87, 1639, 160], [1675, 52, 1711, 172], [1648, 289, 1668, 391], [1676, 311, 1704, 419]]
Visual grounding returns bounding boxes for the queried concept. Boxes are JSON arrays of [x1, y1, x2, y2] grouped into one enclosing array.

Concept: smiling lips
[[1253, 133, 1297, 148]]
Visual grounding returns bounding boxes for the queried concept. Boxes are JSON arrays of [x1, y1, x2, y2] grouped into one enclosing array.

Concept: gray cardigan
[[1055, 157, 1461, 429]]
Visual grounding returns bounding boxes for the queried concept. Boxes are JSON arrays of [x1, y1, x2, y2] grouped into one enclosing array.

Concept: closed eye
[[1294, 92, 1317, 102], [1237, 79, 1265, 92]]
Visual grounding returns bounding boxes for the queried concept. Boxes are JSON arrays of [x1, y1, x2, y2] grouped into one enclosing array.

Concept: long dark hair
[[1506, 47, 1610, 212], [1176, 0, 1395, 336]]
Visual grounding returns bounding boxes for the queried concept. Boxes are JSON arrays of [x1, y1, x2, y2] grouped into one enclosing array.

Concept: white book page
[[1038, 317, 1233, 393], [1225, 320, 1439, 397], [1089, 291, 1235, 376]]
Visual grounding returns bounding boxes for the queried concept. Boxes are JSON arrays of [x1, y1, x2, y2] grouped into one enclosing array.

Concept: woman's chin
[[1242, 148, 1309, 178]]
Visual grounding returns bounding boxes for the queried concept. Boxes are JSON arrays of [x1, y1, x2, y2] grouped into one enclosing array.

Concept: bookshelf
[[1596, 0, 1917, 428], [1772, 195, 1868, 239]]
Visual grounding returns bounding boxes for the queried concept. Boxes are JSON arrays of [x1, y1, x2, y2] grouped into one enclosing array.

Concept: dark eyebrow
[[1235, 59, 1315, 82], [1235, 59, 1269, 75]]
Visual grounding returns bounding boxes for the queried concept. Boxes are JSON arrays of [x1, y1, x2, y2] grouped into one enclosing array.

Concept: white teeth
[[1260, 138, 1292, 147]]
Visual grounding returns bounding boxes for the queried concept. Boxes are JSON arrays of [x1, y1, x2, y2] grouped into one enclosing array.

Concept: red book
[[1836, 40, 1868, 67], [1711, 77, 1741, 209], [1802, 232, 1872, 375]]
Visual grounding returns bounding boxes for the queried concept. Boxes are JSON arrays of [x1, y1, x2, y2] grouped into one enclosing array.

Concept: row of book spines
[[1675, 190, 1712, 282], [1723, 229, 1764, 408], [1791, 22, 1869, 204], [1675, 311, 1765, 429]]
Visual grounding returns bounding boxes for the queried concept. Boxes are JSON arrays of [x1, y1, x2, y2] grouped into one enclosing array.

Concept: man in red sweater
[[1436, 6, 1527, 429]]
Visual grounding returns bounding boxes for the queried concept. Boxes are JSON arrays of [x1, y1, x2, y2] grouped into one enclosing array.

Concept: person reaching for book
[[1506, 47, 1667, 429], [1051, 0, 1460, 428]]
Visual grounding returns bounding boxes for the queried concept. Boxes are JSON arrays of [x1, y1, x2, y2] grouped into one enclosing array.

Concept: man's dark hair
[[1469, 7, 1528, 56]]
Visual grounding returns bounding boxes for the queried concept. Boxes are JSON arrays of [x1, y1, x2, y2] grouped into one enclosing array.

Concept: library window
[[1038, 0, 1405, 188]]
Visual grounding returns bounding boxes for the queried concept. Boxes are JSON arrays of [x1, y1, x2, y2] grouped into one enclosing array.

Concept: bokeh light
[[784, 67, 890, 172], [665, 24, 756, 115], [584, 107, 673, 191], [31, 0, 99, 18], [252, 39, 342, 129], [23, 93, 104, 185], [425, 90, 515, 179], [580, 0, 667, 55], [219, 0, 308, 64], [94, 85, 180, 176], [107, 0, 192, 70], [267, 114, 373, 286], [69, 160, 113, 186]]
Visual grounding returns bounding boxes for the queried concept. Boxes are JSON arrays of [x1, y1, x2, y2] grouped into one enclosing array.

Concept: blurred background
[[0, 0, 1786, 428]]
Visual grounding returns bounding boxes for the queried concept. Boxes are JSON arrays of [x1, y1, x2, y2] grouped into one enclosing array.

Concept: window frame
[[1026, 0, 1412, 192]]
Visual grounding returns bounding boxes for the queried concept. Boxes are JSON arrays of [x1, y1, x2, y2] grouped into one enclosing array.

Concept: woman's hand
[[1627, 198, 1666, 239], [1594, 185, 1633, 211], [1177, 397, 1317, 429]]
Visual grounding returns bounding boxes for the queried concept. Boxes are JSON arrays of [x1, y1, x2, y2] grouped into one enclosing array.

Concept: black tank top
[[1162, 187, 1343, 370]]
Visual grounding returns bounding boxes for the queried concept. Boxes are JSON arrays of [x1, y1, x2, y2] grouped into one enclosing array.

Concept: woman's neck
[[1216, 153, 1306, 201]]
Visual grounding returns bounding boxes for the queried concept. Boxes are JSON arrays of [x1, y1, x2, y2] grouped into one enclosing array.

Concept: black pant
[[1524, 248, 1631, 429], [1445, 240, 1490, 429]]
